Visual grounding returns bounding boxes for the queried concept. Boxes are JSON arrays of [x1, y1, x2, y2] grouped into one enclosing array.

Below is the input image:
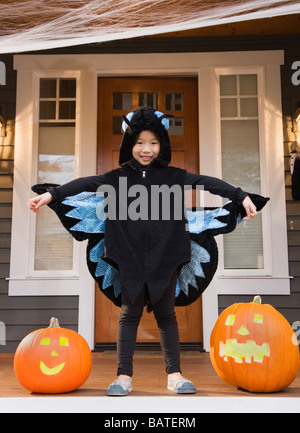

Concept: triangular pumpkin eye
[[237, 325, 250, 336]]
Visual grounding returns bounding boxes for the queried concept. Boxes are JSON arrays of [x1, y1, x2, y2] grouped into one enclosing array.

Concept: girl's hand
[[242, 196, 257, 221], [27, 192, 52, 213]]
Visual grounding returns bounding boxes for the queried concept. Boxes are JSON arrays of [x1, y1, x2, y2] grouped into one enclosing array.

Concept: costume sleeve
[[185, 172, 248, 204], [31, 174, 109, 243], [48, 174, 108, 202]]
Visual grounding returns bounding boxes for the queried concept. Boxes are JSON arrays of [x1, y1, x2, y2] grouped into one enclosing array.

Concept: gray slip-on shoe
[[107, 379, 132, 396], [167, 377, 196, 394]]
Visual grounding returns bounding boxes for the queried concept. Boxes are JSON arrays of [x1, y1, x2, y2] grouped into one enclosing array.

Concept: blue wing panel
[[176, 240, 210, 298], [186, 204, 231, 234], [63, 191, 106, 234], [89, 238, 122, 298]]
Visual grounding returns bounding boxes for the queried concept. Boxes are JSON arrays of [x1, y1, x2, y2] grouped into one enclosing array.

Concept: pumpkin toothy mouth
[[40, 361, 66, 376], [220, 339, 271, 364]]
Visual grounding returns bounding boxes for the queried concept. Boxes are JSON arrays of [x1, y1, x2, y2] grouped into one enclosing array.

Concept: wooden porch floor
[[1, 351, 300, 397]]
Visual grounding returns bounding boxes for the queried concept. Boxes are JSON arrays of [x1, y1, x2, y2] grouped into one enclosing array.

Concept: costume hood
[[119, 107, 172, 167]]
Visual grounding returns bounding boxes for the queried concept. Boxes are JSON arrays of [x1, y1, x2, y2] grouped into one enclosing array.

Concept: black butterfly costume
[[32, 109, 269, 308]]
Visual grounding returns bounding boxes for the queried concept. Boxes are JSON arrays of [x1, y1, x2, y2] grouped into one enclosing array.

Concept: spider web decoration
[[0, 0, 299, 53]]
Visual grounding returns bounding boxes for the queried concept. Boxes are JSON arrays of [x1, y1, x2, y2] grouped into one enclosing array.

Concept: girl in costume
[[28, 107, 268, 396]]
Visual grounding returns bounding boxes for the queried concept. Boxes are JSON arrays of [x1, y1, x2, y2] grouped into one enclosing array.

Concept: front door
[[95, 77, 202, 347]]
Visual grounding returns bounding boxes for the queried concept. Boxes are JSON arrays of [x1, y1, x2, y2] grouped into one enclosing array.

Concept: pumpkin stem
[[253, 296, 262, 304], [49, 317, 60, 328]]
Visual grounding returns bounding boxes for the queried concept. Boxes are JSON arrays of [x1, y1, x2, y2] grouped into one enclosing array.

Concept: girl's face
[[132, 130, 161, 166]]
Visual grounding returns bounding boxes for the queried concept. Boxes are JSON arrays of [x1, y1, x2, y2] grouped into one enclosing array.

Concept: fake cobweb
[[0, 0, 299, 54]]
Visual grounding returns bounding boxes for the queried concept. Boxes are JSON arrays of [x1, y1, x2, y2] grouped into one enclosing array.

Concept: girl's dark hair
[[128, 107, 165, 143], [119, 106, 172, 166]]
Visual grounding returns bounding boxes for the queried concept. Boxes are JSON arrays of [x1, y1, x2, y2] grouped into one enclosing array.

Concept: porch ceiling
[[154, 14, 300, 37]]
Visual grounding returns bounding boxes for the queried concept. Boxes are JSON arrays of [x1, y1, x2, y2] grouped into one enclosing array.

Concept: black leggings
[[117, 271, 181, 377]]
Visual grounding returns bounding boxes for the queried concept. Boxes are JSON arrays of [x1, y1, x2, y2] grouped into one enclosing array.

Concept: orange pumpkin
[[210, 296, 300, 393], [14, 318, 92, 394]]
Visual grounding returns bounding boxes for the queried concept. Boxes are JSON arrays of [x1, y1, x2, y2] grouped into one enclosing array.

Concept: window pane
[[221, 117, 263, 269], [221, 120, 261, 192], [35, 208, 73, 271], [113, 92, 132, 110], [220, 75, 237, 96], [35, 126, 75, 271], [59, 79, 76, 98], [240, 98, 258, 117], [138, 93, 158, 109], [240, 75, 258, 95], [221, 99, 238, 117], [165, 93, 184, 111], [59, 101, 76, 120], [38, 126, 75, 158], [40, 79, 56, 98], [36, 76, 77, 272], [224, 216, 264, 269], [39, 101, 56, 120]]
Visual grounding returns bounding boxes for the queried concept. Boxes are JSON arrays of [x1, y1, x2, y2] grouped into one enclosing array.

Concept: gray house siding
[[0, 34, 299, 352]]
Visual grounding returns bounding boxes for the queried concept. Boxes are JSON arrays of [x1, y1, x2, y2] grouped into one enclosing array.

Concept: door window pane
[[169, 117, 184, 136], [165, 93, 184, 111], [138, 93, 158, 109], [113, 92, 132, 110]]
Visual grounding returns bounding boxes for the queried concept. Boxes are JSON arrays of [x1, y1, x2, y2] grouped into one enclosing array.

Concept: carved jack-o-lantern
[[210, 297, 300, 393], [14, 318, 92, 394]]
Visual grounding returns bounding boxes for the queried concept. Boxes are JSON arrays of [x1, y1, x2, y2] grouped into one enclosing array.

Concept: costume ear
[[154, 112, 174, 131], [121, 114, 134, 133]]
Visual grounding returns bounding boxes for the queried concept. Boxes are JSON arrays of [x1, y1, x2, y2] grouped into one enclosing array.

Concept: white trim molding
[[11, 51, 286, 351]]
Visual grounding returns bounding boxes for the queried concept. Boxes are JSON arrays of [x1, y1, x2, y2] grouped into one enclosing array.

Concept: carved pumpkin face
[[39, 335, 70, 376], [219, 311, 271, 365], [210, 297, 300, 393], [14, 318, 93, 394]]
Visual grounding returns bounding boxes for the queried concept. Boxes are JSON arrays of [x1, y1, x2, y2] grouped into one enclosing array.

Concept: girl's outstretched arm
[[28, 174, 108, 213]]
